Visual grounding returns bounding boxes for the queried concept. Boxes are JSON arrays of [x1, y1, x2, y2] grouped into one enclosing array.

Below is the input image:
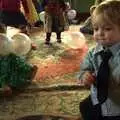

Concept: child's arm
[[78, 50, 96, 87], [79, 71, 96, 86]]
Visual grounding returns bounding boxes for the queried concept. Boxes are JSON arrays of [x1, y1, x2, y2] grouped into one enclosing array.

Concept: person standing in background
[[0, 0, 37, 50], [0, 0, 29, 34], [25, 0, 39, 26], [42, 0, 68, 46], [32, 0, 44, 27]]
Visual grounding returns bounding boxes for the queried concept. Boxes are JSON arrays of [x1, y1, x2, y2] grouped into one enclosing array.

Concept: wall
[[65, 0, 95, 13]]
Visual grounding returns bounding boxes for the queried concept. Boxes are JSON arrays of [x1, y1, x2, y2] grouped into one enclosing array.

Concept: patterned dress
[[43, 0, 68, 33]]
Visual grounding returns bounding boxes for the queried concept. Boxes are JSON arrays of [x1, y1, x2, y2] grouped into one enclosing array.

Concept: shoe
[[44, 42, 52, 47], [57, 39, 62, 43]]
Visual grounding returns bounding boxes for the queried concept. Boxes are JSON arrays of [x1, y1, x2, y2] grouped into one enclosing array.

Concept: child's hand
[[78, 71, 96, 86]]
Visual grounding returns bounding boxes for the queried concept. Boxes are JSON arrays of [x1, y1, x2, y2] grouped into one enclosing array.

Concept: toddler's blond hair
[[92, 0, 120, 27]]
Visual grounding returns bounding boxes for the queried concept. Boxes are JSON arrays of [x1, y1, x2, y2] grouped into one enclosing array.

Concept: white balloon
[[11, 33, 32, 55], [64, 32, 86, 49], [39, 11, 45, 23], [0, 33, 13, 55], [67, 9, 77, 20], [7, 27, 21, 38]]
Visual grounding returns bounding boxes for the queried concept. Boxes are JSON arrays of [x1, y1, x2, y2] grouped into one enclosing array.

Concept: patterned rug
[[16, 114, 80, 120], [0, 25, 93, 120]]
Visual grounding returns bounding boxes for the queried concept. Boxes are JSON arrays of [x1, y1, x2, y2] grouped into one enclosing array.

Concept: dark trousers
[[80, 95, 120, 120], [79, 95, 102, 120], [103, 116, 120, 120]]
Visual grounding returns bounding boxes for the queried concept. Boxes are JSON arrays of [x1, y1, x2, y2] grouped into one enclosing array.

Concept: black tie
[[96, 50, 112, 104]]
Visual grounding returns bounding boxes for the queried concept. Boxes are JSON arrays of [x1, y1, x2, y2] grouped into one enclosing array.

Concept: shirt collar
[[93, 42, 120, 56]]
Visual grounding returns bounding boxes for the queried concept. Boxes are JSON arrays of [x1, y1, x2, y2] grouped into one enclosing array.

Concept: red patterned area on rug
[[34, 45, 88, 81]]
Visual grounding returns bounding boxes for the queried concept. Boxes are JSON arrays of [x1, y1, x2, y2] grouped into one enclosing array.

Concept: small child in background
[[42, 0, 68, 46], [78, 0, 120, 119], [0, 34, 38, 97]]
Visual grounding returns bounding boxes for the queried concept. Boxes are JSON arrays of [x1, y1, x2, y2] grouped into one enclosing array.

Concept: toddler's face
[[92, 14, 120, 46]]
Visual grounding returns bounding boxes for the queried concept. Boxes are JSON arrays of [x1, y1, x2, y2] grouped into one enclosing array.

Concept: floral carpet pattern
[[0, 25, 94, 120]]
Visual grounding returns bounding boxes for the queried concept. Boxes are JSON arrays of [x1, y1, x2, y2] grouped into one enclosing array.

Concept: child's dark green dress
[[0, 53, 33, 88]]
